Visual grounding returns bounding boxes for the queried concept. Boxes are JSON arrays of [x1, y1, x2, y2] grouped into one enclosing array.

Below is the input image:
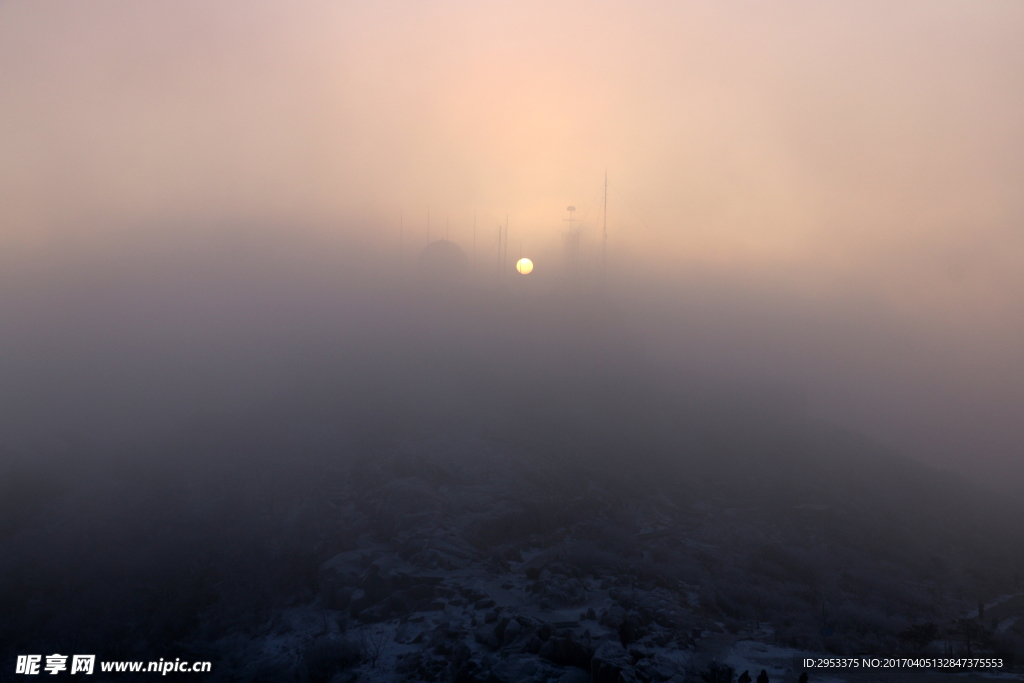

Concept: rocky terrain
[[174, 423, 1023, 683], [3, 305, 1023, 682]]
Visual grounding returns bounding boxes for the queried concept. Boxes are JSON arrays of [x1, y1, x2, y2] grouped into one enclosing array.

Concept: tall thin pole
[[602, 169, 608, 288]]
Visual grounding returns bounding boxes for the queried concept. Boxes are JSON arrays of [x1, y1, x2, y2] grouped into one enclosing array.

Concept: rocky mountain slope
[[2, 297, 1022, 681]]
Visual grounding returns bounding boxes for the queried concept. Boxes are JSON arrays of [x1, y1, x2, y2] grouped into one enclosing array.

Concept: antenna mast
[[602, 170, 608, 288]]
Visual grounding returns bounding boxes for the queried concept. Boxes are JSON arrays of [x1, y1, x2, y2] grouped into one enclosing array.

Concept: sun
[[516, 258, 533, 275]]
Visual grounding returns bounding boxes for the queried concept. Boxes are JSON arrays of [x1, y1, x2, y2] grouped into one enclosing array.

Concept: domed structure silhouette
[[417, 240, 469, 284]]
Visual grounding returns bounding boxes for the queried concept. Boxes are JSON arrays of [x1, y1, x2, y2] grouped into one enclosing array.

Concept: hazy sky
[[1, 1, 1022, 487]]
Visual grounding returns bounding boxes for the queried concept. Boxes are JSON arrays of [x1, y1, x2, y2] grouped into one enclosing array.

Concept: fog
[[2, 3, 1024, 676], [3, 0, 1023, 490]]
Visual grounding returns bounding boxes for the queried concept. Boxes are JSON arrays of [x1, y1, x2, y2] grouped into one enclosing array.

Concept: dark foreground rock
[[5, 418, 1020, 682]]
